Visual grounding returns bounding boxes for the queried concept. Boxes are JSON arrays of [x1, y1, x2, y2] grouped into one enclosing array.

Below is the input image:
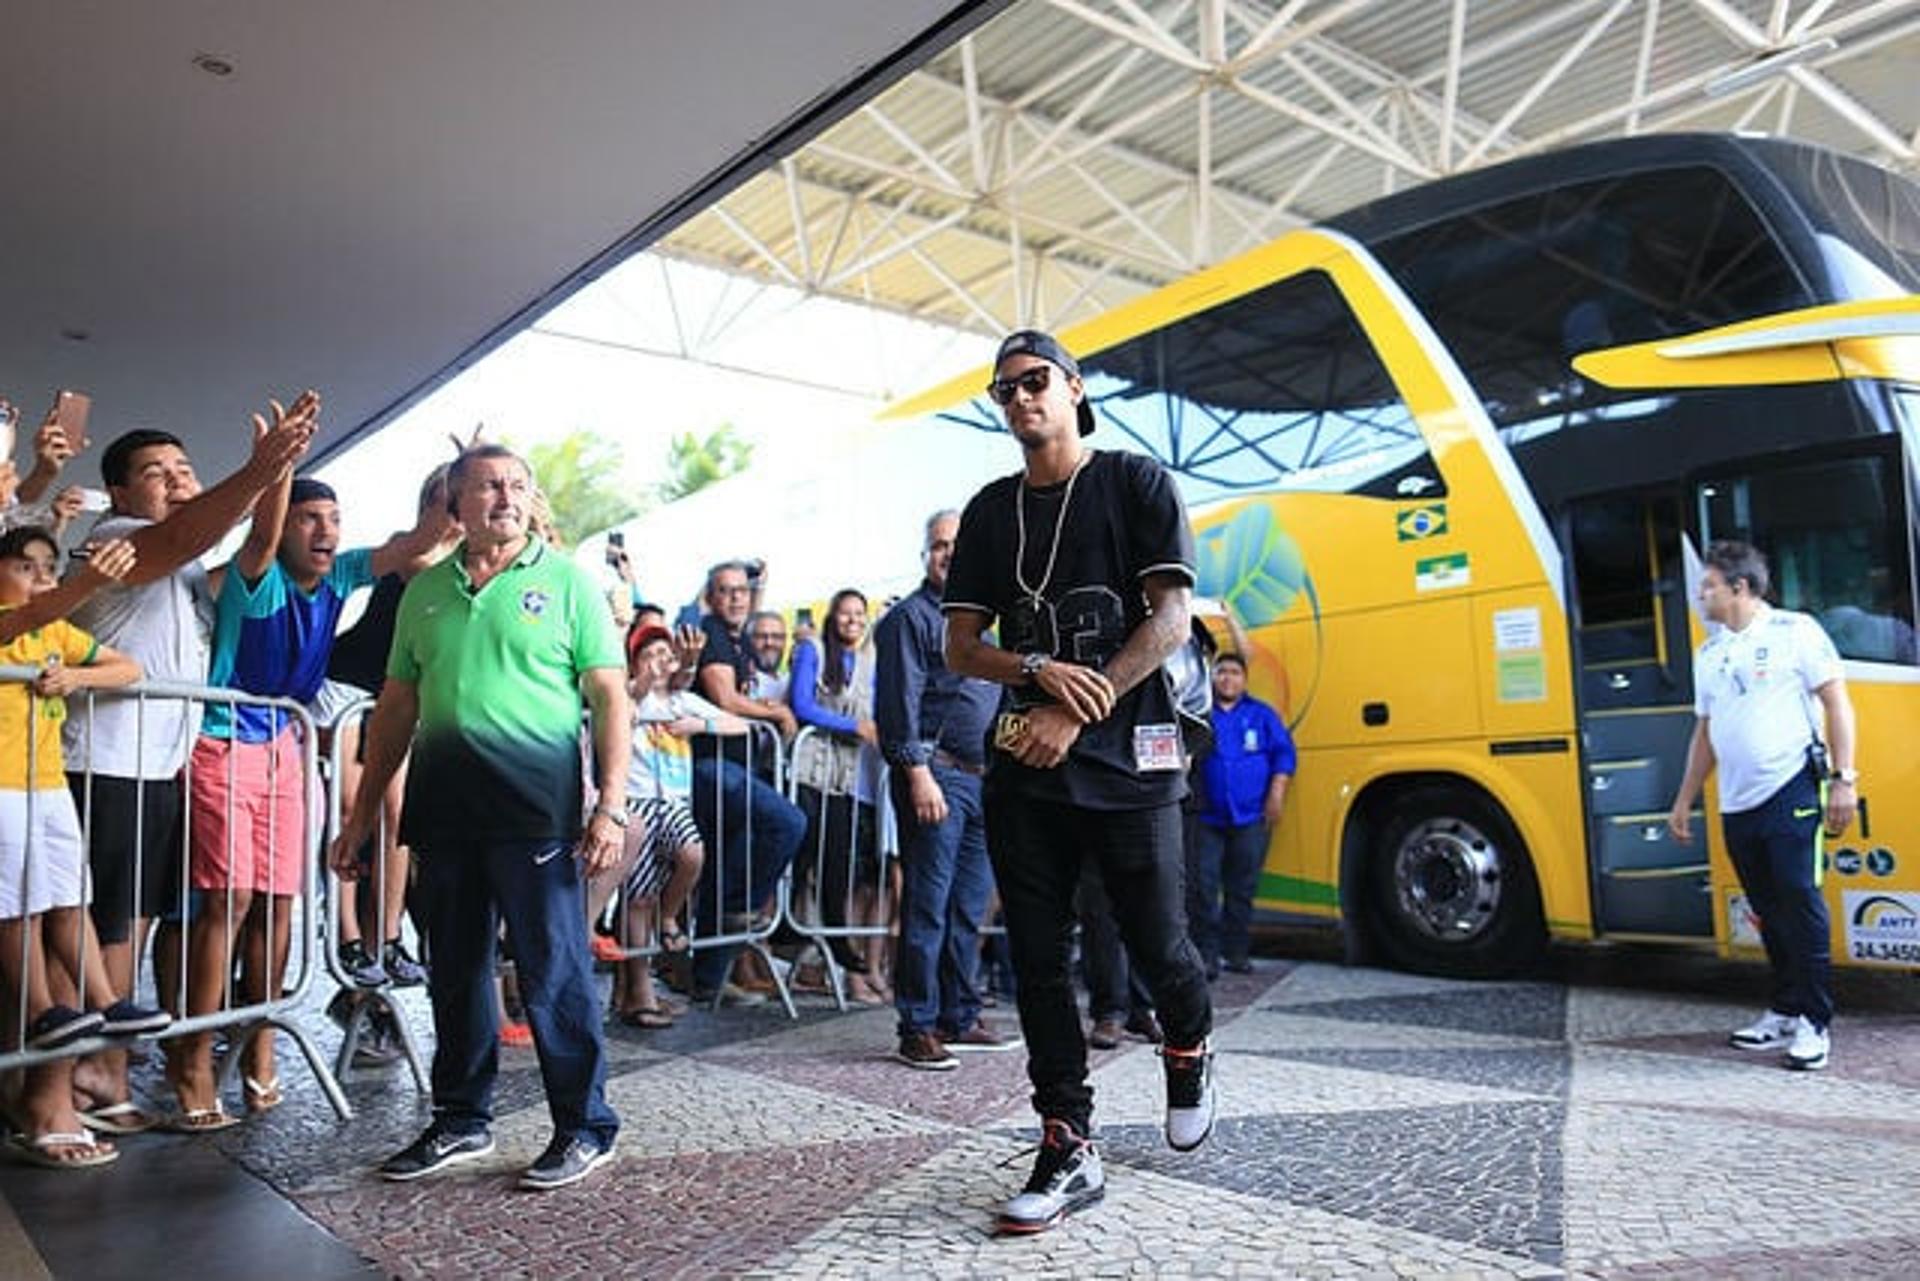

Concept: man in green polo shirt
[[332, 444, 630, 1191]]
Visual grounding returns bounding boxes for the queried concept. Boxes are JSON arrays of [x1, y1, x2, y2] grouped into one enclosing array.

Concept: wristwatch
[[591, 804, 630, 828], [1829, 768, 1859, 785], [1019, 652, 1051, 684]]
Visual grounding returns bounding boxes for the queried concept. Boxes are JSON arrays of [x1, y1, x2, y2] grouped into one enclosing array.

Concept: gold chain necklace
[[1015, 450, 1093, 609]]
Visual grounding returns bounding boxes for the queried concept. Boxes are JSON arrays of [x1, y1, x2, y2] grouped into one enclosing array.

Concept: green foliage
[[657, 424, 754, 504], [522, 430, 646, 542]]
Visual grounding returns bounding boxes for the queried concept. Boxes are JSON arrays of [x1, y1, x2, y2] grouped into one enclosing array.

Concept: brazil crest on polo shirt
[[387, 538, 622, 848]]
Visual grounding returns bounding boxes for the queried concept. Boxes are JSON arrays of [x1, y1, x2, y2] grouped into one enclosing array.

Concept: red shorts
[[188, 730, 307, 897]]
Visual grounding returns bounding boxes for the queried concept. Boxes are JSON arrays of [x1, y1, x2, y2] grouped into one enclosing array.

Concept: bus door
[[1565, 492, 1712, 937]]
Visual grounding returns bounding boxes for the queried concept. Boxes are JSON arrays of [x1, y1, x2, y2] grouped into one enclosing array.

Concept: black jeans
[[987, 789, 1211, 1133], [1723, 767, 1834, 1029], [1076, 858, 1153, 1023]]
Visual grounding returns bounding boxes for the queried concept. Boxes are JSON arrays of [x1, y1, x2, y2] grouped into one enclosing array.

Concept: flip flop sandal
[[244, 1077, 285, 1114], [79, 1100, 159, 1135], [657, 926, 690, 953], [618, 1006, 676, 1030], [163, 1106, 240, 1134], [8, 1131, 119, 1169]]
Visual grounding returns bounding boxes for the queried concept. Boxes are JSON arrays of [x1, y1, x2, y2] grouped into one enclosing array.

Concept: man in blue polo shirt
[[1190, 652, 1293, 978]]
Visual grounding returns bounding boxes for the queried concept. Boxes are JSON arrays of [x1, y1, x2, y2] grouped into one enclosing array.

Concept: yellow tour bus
[[888, 133, 1920, 978]]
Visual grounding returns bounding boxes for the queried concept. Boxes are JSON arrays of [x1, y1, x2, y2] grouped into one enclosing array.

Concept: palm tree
[[524, 430, 645, 541], [657, 424, 753, 503]]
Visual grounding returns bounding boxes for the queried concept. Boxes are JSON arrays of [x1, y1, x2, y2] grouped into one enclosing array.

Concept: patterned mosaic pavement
[[3, 935, 1917, 1279]]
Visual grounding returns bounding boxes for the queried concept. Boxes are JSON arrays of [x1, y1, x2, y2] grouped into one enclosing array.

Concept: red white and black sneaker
[[996, 1119, 1104, 1234]]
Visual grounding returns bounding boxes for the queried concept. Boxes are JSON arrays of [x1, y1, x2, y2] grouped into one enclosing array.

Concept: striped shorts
[[623, 796, 702, 899]]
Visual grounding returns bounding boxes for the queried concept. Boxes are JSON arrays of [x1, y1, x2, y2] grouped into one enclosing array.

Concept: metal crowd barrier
[[778, 725, 898, 1012], [321, 695, 429, 1093], [589, 719, 802, 1018], [0, 666, 351, 1120]]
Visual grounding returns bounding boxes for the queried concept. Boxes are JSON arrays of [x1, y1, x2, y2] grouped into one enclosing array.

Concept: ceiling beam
[[1460, 0, 1635, 168]]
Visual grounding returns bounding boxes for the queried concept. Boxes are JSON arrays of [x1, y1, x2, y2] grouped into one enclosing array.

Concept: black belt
[[931, 749, 986, 777]]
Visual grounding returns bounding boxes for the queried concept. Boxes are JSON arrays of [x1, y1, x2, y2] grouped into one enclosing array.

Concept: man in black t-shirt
[[945, 330, 1216, 1235], [694, 559, 797, 748]]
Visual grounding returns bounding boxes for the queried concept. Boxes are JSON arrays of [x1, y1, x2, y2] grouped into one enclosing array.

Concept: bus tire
[[1364, 784, 1545, 979]]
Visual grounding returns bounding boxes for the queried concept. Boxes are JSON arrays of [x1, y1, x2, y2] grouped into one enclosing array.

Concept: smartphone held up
[[51, 390, 92, 453]]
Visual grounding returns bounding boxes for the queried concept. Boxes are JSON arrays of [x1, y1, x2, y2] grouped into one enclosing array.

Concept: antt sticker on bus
[[1843, 891, 1920, 969], [1414, 552, 1471, 593]]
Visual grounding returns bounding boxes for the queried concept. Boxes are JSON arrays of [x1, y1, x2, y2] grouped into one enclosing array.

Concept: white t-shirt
[[1693, 604, 1842, 814], [626, 687, 726, 801], [61, 514, 213, 779]]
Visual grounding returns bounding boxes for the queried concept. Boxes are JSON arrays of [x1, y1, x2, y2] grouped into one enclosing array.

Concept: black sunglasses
[[987, 365, 1052, 406]]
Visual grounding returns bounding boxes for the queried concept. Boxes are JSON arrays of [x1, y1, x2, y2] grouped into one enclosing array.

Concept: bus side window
[[1697, 449, 1917, 664]]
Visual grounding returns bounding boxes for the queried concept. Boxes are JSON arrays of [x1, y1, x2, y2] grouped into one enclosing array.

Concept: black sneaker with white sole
[[1162, 1040, 1216, 1152], [520, 1135, 616, 1191], [996, 1119, 1105, 1234], [378, 1126, 495, 1181]]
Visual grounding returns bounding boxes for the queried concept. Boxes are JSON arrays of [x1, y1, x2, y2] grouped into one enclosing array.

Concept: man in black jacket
[[945, 331, 1216, 1235]]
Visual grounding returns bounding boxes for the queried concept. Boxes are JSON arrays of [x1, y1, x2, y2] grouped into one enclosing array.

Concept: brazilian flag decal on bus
[[1396, 503, 1448, 541]]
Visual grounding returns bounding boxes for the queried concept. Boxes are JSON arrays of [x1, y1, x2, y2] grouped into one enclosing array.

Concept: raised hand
[[673, 623, 705, 670], [47, 486, 86, 536], [34, 411, 76, 469], [449, 422, 489, 455], [245, 390, 320, 480]]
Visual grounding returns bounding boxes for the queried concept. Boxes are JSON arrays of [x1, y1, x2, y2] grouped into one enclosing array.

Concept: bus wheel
[[1367, 786, 1545, 978]]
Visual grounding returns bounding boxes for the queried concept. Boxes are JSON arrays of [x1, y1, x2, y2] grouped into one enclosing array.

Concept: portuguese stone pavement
[[2, 935, 1917, 1279]]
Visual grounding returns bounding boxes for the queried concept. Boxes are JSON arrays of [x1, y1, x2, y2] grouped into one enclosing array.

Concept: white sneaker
[[1785, 1017, 1829, 1071], [1728, 1009, 1796, 1051], [1162, 1040, 1216, 1152], [996, 1120, 1105, 1234]]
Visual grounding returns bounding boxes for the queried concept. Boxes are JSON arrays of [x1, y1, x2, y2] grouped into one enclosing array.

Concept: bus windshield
[[1364, 165, 1815, 434], [1767, 147, 1920, 294]]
